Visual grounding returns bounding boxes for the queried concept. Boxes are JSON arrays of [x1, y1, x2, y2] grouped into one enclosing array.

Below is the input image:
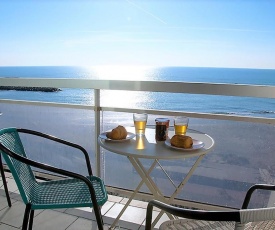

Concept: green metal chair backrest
[[0, 127, 36, 204]]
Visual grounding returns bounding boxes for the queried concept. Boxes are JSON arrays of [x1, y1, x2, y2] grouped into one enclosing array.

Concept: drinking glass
[[174, 116, 189, 135], [133, 113, 148, 135]]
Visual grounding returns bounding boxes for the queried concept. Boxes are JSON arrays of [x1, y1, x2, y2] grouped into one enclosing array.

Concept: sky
[[0, 0, 275, 69]]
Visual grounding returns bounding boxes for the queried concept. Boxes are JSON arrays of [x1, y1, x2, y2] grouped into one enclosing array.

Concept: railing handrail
[[1, 78, 275, 98]]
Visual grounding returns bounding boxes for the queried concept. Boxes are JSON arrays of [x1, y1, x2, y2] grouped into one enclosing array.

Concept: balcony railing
[[1, 77, 275, 211]]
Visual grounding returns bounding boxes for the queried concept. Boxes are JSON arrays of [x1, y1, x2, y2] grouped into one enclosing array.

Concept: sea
[[1, 66, 275, 118]]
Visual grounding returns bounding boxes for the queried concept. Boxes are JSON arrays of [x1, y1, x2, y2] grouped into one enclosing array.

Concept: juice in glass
[[133, 113, 148, 135], [174, 116, 189, 135]]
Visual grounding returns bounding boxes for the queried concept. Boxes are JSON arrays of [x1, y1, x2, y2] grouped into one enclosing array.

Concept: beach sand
[[1, 102, 275, 208]]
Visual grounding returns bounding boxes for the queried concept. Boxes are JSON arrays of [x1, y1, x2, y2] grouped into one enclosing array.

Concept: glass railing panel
[[0, 102, 96, 175], [101, 111, 275, 209]]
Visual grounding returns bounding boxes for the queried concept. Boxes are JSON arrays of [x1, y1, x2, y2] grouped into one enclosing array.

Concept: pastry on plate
[[170, 135, 193, 149], [106, 125, 127, 140]]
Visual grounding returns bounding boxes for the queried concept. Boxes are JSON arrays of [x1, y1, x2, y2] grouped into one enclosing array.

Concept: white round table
[[98, 126, 215, 228], [98, 127, 214, 159]]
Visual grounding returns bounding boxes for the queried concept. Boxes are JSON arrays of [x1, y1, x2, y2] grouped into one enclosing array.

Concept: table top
[[98, 127, 214, 160]]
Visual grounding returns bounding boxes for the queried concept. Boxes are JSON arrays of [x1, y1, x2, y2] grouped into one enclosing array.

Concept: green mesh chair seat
[[0, 127, 108, 230], [29, 176, 106, 209]]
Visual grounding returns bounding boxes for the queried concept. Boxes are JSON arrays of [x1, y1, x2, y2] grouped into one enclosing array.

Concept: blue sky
[[0, 0, 275, 69]]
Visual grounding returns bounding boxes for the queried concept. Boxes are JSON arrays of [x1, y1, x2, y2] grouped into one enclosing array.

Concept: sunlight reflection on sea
[[82, 65, 156, 109]]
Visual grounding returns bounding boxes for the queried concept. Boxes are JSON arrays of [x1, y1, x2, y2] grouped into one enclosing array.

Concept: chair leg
[[22, 204, 31, 230], [0, 155, 11, 207], [94, 206, 104, 230], [28, 210, 34, 230]]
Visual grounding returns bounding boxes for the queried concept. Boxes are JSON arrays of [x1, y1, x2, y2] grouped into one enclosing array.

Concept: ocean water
[[0, 66, 275, 117]]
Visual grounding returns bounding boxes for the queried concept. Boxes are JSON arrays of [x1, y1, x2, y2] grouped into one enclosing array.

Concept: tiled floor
[[0, 171, 169, 230]]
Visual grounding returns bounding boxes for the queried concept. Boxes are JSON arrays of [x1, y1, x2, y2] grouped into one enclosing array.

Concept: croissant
[[106, 125, 128, 140], [170, 135, 193, 149]]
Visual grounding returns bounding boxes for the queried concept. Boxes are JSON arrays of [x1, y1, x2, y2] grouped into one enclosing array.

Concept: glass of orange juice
[[133, 113, 148, 135], [174, 116, 189, 135]]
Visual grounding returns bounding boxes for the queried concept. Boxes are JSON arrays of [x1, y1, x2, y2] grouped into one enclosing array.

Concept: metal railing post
[[94, 89, 101, 177]]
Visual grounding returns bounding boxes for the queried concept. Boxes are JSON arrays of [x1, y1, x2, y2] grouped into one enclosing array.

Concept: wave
[[213, 111, 275, 117], [213, 112, 237, 115], [252, 110, 275, 114]]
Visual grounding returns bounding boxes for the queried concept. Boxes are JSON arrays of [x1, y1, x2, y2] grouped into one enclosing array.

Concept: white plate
[[165, 139, 205, 151], [99, 132, 135, 142]]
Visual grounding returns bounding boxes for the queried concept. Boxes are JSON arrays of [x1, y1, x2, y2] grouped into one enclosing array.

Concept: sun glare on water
[[85, 65, 154, 108], [87, 65, 152, 80], [100, 90, 152, 109]]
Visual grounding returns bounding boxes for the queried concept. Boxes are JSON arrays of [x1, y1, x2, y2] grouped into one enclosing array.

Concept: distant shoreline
[[0, 86, 61, 92]]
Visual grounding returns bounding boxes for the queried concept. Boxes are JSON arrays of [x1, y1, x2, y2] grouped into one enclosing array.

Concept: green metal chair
[[0, 127, 108, 230]]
